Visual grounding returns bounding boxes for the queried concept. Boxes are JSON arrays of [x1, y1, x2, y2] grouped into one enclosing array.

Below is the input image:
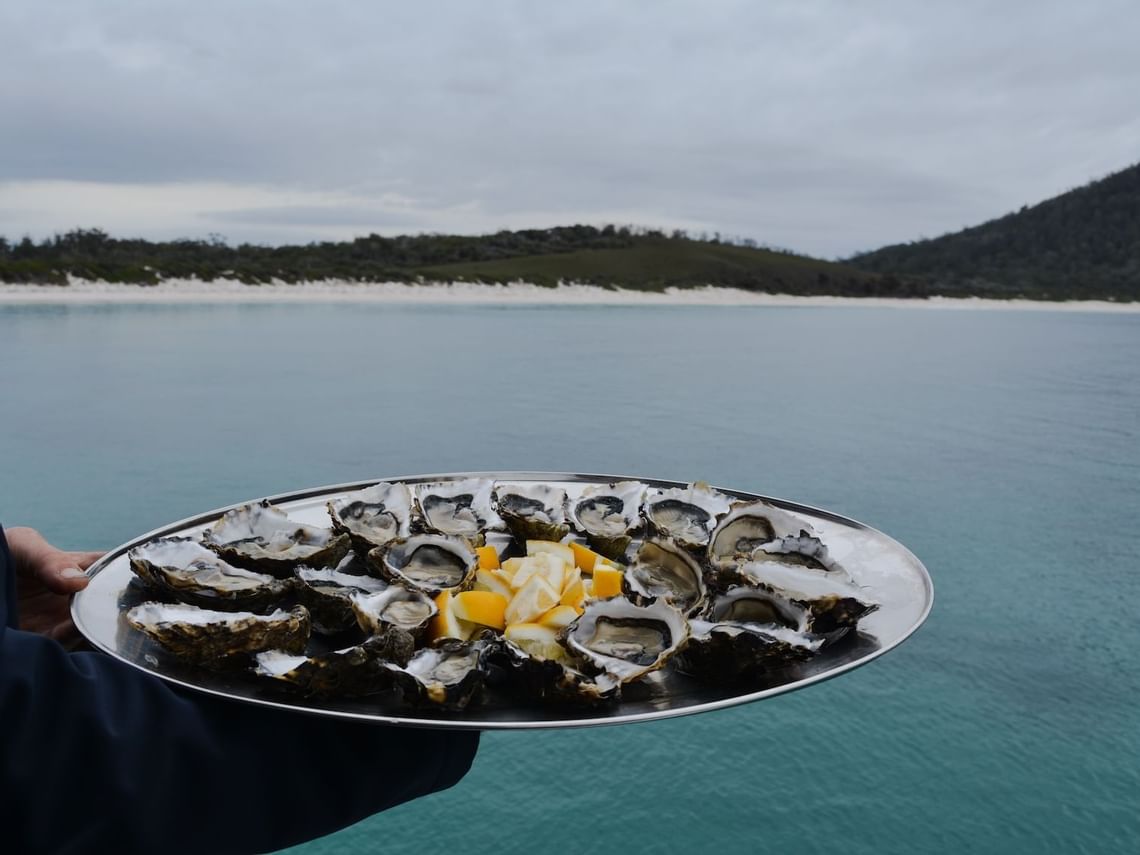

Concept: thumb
[[37, 560, 92, 595]]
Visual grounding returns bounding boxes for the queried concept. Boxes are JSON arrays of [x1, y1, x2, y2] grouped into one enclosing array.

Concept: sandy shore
[[1, 278, 1137, 312]]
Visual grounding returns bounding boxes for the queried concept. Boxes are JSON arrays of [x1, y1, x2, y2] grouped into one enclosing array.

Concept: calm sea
[[2, 302, 1137, 854]]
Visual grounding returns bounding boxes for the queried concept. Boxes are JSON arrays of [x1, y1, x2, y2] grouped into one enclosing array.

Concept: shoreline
[[1, 278, 1137, 313]]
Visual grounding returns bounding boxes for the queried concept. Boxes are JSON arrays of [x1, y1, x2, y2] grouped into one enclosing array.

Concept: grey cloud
[[2, 0, 1139, 256]]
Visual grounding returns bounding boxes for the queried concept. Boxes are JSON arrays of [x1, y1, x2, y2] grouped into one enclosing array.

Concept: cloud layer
[[2, 0, 1138, 257]]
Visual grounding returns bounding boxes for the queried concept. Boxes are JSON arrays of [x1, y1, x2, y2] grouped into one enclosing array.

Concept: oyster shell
[[642, 482, 732, 549], [129, 536, 291, 613], [563, 598, 689, 688], [624, 538, 707, 616], [414, 478, 503, 542], [368, 534, 477, 594], [487, 637, 619, 705], [328, 482, 413, 553], [493, 483, 571, 543], [569, 480, 646, 561], [125, 602, 310, 665], [254, 635, 398, 697], [738, 552, 877, 641], [350, 585, 438, 639], [707, 501, 819, 571], [383, 638, 489, 710], [203, 500, 349, 576], [294, 553, 389, 634]]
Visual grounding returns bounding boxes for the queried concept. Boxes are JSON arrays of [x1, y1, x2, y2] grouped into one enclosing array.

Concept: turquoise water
[[2, 302, 1137, 854]]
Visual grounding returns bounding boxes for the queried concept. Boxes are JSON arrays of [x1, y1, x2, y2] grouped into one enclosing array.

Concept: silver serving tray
[[72, 472, 933, 730]]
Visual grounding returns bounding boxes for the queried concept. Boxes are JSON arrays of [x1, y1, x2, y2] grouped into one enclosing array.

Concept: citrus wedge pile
[[428, 540, 625, 659]]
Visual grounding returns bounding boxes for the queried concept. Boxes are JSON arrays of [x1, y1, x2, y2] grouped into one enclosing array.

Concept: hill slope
[[849, 162, 1140, 300]]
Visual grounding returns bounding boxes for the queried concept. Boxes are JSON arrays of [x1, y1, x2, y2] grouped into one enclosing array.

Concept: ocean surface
[[2, 302, 1137, 854]]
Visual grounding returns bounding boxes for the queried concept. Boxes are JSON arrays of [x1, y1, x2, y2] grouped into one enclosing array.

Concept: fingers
[[36, 559, 92, 595], [73, 551, 106, 571]]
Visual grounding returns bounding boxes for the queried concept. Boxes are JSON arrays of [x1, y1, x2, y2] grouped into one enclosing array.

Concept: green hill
[[0, 226, 916, 297], [849, 162, 1140, 300]]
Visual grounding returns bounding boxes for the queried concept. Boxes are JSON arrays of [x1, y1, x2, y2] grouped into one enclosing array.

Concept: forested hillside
[[850, 162, 1140, 300]]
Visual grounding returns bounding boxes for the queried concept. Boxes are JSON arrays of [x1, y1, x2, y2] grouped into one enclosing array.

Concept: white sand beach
[[0, 277, 1137, 312]]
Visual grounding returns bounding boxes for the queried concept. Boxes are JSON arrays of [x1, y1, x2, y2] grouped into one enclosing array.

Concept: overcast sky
[[2, 1, 1138, 258]]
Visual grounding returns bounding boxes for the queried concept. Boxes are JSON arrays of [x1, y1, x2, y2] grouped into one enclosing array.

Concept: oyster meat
[[328, 482, 413, 552], [624, 538, 707, 616], [203, 500, 349, 576], [493, 483, 571, 543], [129, 536, 291, 613], [294, 553, 389, 634], [414, 478, 503, 542], [569, 480, 646, 561], [563, 598, 689, 689], [642, 482, 732, 549], [368, 534, 476, 594], [351, 585, 438, 639], [125, 602, 311, 665]]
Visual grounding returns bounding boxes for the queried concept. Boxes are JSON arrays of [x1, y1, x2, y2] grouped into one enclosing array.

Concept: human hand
[[6, 527, 104, 648]]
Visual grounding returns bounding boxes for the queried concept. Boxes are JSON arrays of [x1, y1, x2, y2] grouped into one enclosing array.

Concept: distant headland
[[3, 162, 1138, 303]]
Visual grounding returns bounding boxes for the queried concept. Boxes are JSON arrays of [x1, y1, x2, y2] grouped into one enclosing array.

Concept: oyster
[[414, 478, 503, 542], [563, 598, 689, 688], [351, 585, 438, 639], [493, 483, 571, 543], [294, 553, 389, 634], [707, 501, 819, 571], [129, 536, 291, 613], [368, 534, 476, 594], [738, 551, 877, 641], [203, 500, 349, 576], [569, 480, 646, 561], [125, 602, 310, 665], [487, 637, 619, 705], [254, 636, 397, 697], [624, 539, 707, 616], [328, 482, 413, 552], [642, 482, 732, 549], [383, 638, 489, 710]]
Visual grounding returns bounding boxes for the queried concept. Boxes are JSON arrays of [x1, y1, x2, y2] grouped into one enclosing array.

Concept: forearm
[[2, 628, 479, 854]]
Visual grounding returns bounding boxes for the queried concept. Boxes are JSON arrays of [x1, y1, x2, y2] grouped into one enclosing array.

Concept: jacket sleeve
[[0, 537, 479, 855]]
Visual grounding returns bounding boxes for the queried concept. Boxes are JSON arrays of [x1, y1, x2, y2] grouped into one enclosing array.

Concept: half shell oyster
[[569, 480, 646, 561], [414, 478, 503, 542], [563, 598, 689, 689], [203, 500, 349, 576], [708, 500, 819, 571], [493, 483, 571, 543], [254, 638, 394, 697], [351, 585, 438, 639], [129, 536, 291, 613], [328, 482, 413, 553], [125, 602, 310, 665], [368, 534, 477, 594], [642, 482, 732, 549], [383, 638, 489, 710], [294, 553, 389, 634], [624, 538, 707, 616]]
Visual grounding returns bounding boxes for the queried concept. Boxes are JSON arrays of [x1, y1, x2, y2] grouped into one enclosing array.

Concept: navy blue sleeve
[[0, 529, 479, 855]]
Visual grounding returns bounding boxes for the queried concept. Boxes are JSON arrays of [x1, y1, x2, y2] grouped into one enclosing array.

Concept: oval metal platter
[[72, 472, 933, 730]]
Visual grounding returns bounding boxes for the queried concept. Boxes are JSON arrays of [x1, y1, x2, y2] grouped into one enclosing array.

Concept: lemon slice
[[504, 622, 569, 662], [526, 540, 575, 567], [475, 545, 500, 571], [505, 575, 560, 625], [452, 590, 507, 630], [473, 569, 513, 600], [428, 590, 475, 641], [591, 566, 624, 599], [538, 604, 582, 630], [560, 577, 587, 608]]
